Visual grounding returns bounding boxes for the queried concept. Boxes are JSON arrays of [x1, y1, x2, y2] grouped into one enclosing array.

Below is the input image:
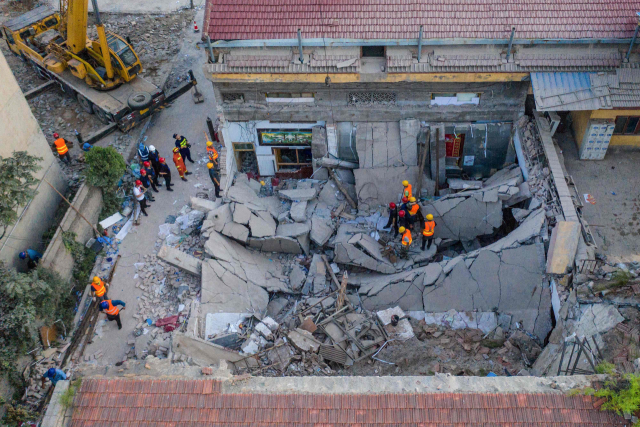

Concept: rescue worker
[[139, 169, 156, 202], [406, 197, 424, 232], [138, 142, 150, 163], [422, 213, 436, 251], [133, 180, 149, 216], [398, 226, 412, 258], [399, 196, 409, 213], [173, 134, 194, 163], [90, 276, 109, 302], [402, 180, 412, 199], [99, 299, 126, 330], [41, 368, 67, 389], [397, 209, 407, 230], [172, 147, 191, 181], [142, 161, 159, 192], [53, 133, 71, 164], [383, 202, 400, 237], [207, 162, 221, 198], [148, 145, 161, 176], [206, 140, 219, 165], [19, 249, 42, 270], [158, 157, 173, 191]]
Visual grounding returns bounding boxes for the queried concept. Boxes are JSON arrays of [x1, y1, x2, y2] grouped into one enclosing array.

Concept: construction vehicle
[[1, 3, 197, 142]]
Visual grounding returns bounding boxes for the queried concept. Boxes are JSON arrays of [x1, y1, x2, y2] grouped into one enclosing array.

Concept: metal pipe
[[206, 35, 215, 63], [417, 25, 423, 62], [212, 37, 633, 48], [506, 27, 516, 62], [626, 18, 640, 62], [297, 29, 304, 63]]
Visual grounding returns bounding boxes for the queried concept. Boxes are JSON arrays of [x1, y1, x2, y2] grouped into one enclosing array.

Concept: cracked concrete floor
[[555, 129, 640, 263], [84, 8, 218, 365]]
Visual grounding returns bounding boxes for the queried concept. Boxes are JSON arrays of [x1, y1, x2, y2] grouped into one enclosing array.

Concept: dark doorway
[[362, 46, 385, 57]]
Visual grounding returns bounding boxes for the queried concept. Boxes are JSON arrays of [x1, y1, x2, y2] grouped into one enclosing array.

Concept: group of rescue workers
[[384, 180, 436, 257], [48, 130, 223, 331]]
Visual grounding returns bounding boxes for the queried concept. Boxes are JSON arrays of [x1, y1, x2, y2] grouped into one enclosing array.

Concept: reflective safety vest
[[91, 279, 106, 297], [178, 137, 188, 149], [103, 300, 119, 316], [423, 220, 435, 237], [408, 204, 420, 216], [403, 184, 412, 199], [54, 138, 68, 155], [401, 230, 413, 246], [207, 146, 218, 160], [138, 146, 149, 161]]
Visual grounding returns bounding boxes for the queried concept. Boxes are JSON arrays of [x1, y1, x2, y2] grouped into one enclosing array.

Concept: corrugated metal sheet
[[531, 72, 610, 111]]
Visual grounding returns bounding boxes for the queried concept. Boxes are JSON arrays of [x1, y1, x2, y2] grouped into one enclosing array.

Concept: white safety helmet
[[149, 145, 156, 151]]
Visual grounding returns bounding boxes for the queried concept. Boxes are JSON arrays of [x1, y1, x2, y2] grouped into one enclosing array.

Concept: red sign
[[445, 134, 465, 158]]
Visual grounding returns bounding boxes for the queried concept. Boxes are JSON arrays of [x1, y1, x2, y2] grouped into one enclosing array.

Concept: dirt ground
[[555, 127, 640, 263]]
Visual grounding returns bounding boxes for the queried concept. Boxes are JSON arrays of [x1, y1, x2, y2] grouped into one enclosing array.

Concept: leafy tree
[[83, 147, 126, 218], [83, 146, 126, 189], [0, 152, 42, 240]]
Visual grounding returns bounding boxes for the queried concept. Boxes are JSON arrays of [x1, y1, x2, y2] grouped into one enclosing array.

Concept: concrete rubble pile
[[20, 345, 70, 411], [125, 252, 200, 364]]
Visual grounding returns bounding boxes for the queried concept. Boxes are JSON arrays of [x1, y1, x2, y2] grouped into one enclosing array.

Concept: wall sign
[[257, 129, 312, 146], [463, 155, 475, 166]]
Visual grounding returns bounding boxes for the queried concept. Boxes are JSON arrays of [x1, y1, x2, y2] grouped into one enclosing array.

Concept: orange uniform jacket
[[172, 152, 187, 176], [54, 138, 68, 155]]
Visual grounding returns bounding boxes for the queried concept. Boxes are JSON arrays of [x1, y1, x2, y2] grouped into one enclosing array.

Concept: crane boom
[[65, 0, 87, 54]]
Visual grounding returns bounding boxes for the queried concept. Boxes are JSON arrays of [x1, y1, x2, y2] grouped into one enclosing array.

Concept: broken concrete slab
[[267, 297, 289, 318], [200, 259, 269, 315], [377, 306, 414, 341], [248, 210, 277, 238], [204, 312, 249, 337], [278, 188, 318, 202], [248, 179, 262, 194], [290, 201, 308, 222], [231, 203, 251, 225], [546, 221, 580, 274], [416, 310, 498, 334], [190, 197, 222, 213], [157, 245, 202, 276], [483, 164, 524, 188], [423, 243, 550, 340], [172, 332, 244, 365], [354, 166, 426, 211], [287, 328, 321, 352], [289, 264, 307, 292], [204, 230, 289, 293], [248, 236, 303, 254], [227, 182, 266, 211], [447, 179, 482, 190], [430, 191, 502, 241], [485, 208, 546, 253], [310, 215, 336, 246], [207, 204, 250, 243], [334, 225, 396, 274], [574, 304, 624, 337], [276, 222, 311, 238]]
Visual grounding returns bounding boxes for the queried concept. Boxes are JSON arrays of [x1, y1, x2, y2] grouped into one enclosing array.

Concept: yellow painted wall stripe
[[206, 72, 530, 84]]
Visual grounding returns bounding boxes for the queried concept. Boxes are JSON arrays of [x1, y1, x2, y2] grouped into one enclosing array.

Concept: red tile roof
[[70, 378, 627, 426], [204, 0, 640, 41]]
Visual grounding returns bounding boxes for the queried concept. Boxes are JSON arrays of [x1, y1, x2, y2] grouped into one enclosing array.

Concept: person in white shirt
[[133, 180, 149, 216]]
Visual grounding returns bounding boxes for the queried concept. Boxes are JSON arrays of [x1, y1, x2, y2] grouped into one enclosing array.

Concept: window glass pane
[[625, 117, 639, 134], [432, 93, 456, 99], [278, 148, 298, 164], [614, 117, 627, 134]]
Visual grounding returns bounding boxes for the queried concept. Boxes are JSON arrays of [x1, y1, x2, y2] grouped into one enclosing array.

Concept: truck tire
[[127, 92, 152, 110], [77, 93, 94, 114], [94, 107, 111, 125]]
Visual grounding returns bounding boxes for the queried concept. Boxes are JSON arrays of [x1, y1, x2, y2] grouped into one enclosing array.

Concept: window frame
[[431, 92, 482, 106], [264, 93, 315, 103], [272, 147, 312, 170], [613, 116, 640, 135]]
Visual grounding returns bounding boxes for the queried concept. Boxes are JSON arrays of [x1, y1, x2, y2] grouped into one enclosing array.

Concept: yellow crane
[[1, 2, 197, 140]]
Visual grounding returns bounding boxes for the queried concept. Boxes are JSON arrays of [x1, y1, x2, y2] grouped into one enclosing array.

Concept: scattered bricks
[[632, 329, 640, 344], [633, 284, 640, 294], [614, 356, 627, 364], [478, 347, 491, 355], [201, 367, 213, 375], [593, 397, 607, 409], [617, 323, 632, 334]]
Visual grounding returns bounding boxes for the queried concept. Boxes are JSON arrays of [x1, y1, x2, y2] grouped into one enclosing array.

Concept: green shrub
[[593, 373, 640, 424], [0, 151, 42, 240], [595, 361, 616, 375], [84, 146, 126, 189]]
